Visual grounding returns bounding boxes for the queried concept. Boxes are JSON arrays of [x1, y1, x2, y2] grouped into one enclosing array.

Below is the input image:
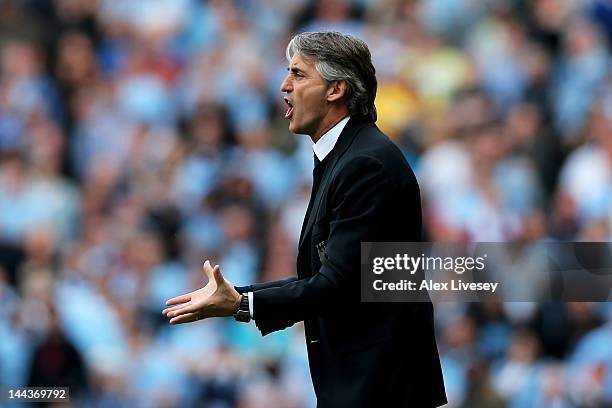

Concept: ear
[[326, 80, 347, 103]]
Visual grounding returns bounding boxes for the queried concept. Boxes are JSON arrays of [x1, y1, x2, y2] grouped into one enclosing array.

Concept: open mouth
[[284, 98, 294, 119]]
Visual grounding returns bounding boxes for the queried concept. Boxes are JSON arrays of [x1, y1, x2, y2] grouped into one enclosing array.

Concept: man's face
[[280, 54, 330, 136]]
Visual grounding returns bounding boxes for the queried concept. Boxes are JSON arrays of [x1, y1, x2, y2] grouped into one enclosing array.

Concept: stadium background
[[0, 0, 611, 406]]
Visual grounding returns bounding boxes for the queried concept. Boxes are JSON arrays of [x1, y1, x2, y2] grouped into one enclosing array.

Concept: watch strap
[[233, 294, 251, 323]]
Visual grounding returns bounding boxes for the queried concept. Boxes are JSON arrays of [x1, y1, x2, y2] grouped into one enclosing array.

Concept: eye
[[288, 69, 303, 78]]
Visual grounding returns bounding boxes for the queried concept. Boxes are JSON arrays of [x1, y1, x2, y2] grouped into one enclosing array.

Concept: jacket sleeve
[[235, 277, 298, 294], [252, 156, 393, 335]]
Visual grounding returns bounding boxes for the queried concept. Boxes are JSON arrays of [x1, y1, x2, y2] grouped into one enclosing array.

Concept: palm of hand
[[162, 260, 240, 324], [183, 281, 217, 318]]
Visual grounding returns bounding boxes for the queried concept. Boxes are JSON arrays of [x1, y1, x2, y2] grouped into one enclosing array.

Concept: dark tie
[[300, 153, 328, 242], [312, 153, 329, 198]]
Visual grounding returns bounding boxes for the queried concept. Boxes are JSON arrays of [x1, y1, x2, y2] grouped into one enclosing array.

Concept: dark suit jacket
[[237, 116, 447, 408]]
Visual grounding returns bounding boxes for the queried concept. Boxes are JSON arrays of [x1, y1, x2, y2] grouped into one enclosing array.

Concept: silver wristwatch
[[233, 294, 251, 323]]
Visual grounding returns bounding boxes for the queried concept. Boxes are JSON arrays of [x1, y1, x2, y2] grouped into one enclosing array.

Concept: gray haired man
[[163, 32, 447, 408]]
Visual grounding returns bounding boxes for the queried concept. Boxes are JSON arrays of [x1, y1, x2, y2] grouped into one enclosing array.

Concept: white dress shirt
[[312, 115, 350, 162], [247, 116, 350, 319]]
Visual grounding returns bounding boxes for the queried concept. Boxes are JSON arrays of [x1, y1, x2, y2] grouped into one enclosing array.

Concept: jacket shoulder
[[339, 123, 417, 185]]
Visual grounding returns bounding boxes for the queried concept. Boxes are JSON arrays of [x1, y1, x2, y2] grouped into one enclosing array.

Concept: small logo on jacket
[[316, 240, 327, 262]]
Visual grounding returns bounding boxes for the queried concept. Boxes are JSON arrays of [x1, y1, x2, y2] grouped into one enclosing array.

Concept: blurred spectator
[[551, 16, 610, 144], [27, 307, 88, 400]]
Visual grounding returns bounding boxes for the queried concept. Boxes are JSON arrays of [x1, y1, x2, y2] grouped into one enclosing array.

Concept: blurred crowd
[[0, 0, 611, 407]]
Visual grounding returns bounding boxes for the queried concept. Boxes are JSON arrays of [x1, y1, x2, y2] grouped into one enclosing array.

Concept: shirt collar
[[312, 116, 350, 162]]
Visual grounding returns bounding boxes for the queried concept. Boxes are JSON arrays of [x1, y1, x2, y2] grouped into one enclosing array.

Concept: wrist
[[232, 293, 242, 313], [233, 293, 251, 323]]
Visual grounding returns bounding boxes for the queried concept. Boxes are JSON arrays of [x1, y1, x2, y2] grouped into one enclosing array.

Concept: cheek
[[300, 92, 322, 114], [294, 85, 326, 120]]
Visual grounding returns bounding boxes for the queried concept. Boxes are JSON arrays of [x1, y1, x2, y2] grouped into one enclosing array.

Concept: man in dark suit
[[162, 32, 447, 407]]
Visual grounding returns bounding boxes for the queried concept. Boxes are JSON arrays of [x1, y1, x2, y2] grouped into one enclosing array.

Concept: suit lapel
[[298, 117, 370, 250]]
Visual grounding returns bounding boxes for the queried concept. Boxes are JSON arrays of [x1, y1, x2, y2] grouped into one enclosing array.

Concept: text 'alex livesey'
[[372, 279, 499, 293]]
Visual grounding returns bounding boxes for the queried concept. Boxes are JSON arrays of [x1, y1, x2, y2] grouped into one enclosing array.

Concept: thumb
[[212, 264, 224, 285], [202, 260, 214, 280]]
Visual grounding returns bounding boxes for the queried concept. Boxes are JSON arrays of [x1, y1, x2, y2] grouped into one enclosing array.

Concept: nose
[[280, 75, 292, 93]]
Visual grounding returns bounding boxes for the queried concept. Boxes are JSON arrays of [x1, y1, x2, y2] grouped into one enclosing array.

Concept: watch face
[[235, 310, 251, 323]]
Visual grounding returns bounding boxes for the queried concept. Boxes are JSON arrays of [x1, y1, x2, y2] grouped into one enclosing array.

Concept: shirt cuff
[[247, 291, 254, 319]]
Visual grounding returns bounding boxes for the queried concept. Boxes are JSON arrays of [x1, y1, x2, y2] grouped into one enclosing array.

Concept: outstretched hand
[[162, 260, 241, 324]]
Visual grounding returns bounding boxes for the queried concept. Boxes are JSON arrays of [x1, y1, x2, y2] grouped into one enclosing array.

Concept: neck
[[310, 108, 349, 143]]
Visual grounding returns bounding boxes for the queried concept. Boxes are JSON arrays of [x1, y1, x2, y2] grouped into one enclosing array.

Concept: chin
[[288, 121, 301, 134]]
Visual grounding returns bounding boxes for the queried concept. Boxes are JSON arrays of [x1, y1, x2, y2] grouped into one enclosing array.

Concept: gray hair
[[286, 32, 377, 121]]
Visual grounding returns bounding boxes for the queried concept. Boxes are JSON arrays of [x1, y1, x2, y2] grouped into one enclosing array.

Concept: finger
[[163, 302, 190, 313], [202, 260, 214, 280], [165, 293, 191, 306], [212, 264, 224, 285], [165, 301, 204, 318], [169, 312, 200, 325], [162, 303, 188, 316]]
